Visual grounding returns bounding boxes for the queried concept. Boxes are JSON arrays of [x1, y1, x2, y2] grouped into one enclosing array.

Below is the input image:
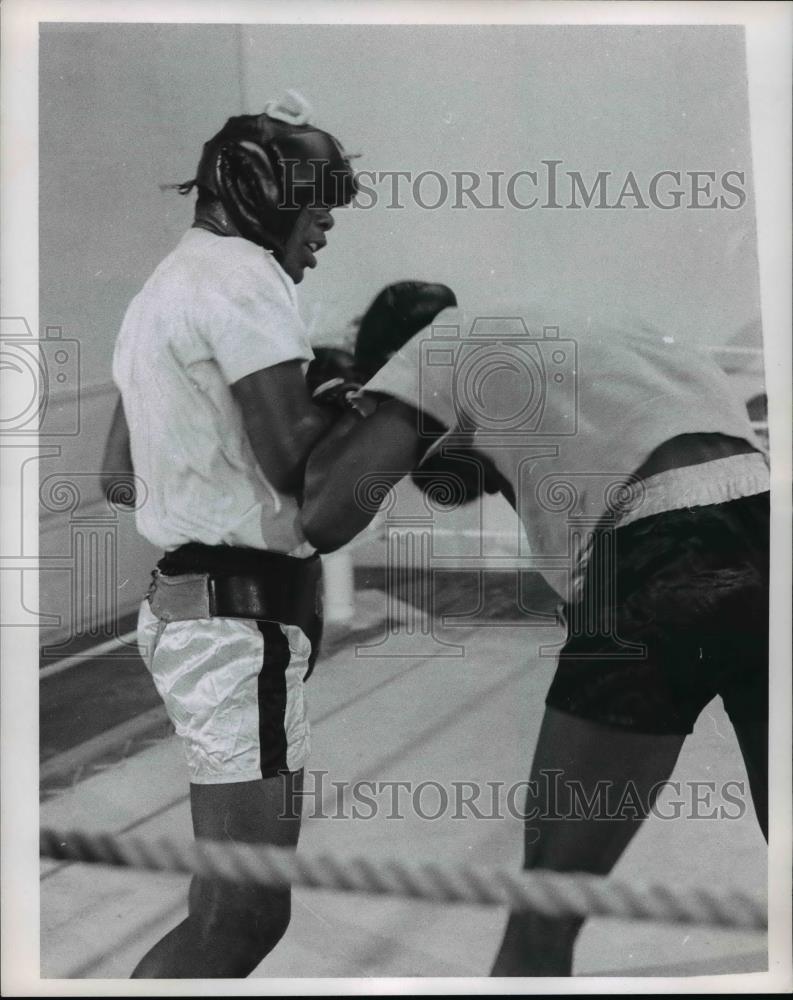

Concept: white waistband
[[616, 451, 770, 529]]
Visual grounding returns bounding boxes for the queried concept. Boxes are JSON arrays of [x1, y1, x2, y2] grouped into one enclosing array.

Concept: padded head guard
[[194, 91, 358, 251]]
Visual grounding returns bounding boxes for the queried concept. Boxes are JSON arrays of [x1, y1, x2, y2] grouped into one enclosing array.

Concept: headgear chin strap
[[193, 92, 358, 252]]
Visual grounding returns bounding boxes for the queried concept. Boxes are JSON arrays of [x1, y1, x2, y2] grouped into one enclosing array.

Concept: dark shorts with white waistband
[[545, 492, 769, 735]]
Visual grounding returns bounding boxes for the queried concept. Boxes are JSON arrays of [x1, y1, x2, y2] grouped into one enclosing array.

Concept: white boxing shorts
[[137, 599, 312, 783]]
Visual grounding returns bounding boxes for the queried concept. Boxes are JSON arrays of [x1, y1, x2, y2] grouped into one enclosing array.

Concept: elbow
[[272, 410, 334, 495], [268, 462, 304, 496], [300, 510, 348, 554], [300, 492, 356, 553], [305, 532, 345, 555]]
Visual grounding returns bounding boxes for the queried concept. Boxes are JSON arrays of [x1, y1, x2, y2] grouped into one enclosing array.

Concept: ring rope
[[39, 827, 766, 930]]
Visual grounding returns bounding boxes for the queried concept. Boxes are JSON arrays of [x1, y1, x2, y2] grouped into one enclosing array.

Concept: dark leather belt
[[147, 545, 323, 635]]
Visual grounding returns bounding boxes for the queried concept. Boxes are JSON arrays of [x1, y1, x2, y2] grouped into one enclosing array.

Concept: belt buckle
[[148, 571, 213, 622], [206, 575, 218, 617]]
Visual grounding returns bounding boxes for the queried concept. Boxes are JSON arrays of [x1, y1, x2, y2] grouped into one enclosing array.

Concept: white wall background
[[241, 24, 761, 344], [39, 23, 763, 645]]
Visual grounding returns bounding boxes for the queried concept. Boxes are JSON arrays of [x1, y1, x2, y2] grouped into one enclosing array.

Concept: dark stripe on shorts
[[256, 621, 291, 777]]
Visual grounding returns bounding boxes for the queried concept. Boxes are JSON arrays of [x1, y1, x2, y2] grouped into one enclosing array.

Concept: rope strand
[[39, 827, 766, 930]]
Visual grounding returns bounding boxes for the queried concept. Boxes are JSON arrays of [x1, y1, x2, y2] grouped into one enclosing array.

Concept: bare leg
[[491, 709, 684, 976], [718, 637, 768, 842], [131, 769, 302, 978], [728, 715, 768, 841]]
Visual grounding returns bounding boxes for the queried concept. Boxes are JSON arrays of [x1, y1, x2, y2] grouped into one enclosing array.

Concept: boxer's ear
[[215, 141, 285, 242]]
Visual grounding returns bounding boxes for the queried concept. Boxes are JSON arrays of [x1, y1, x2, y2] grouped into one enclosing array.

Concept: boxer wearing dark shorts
[[296, 302, 771, 977], [549, 489, 769, 737]]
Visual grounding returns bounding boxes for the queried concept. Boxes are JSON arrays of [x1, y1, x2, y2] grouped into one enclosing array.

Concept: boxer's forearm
[[300, 398, 440, 552], [233, 361, 337, 495], [245, 403, 336, 495]]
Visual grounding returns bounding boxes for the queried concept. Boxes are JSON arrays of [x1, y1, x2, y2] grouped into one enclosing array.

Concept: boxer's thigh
[[546, 511, 719, 735], [546, 495, 771, 736]]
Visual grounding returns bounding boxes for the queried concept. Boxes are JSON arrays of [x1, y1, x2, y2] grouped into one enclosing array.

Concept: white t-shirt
[[367, 306, 768, 602], [113, 228, 315, 555]]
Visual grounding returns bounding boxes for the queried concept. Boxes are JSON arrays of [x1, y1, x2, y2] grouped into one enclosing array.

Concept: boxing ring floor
[[40, 590, 767, 980]]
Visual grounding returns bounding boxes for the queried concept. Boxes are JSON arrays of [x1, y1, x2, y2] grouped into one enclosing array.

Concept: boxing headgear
[[192, 92, 358, 251]]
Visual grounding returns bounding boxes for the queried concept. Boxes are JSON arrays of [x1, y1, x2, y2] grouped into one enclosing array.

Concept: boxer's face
[[279, 206, 335, 284]]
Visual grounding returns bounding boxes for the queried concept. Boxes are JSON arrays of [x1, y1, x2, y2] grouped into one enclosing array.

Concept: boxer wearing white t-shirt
[[114, 227, 316, 555], [113, 225, 320, 786], [104, 97, 357, 979]]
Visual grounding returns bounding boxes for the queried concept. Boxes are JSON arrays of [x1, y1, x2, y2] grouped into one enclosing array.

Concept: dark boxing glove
[[306, 281, 456, 417], [354, 281, 457, 380], [351, 280, 506, 505]]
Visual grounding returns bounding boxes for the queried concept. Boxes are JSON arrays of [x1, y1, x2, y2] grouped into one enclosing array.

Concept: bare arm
[[101, 397, 136, 503], [232, 360, 336, 495], [300, 397, 445, 552]]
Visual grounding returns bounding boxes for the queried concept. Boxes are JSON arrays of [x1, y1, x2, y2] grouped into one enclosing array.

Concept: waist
[[127, 444, 313, 555], [158, 542, 319, 577], [616, 451, 769, 529], [566, 450, 769, 603], [149, 544, 323, 631]]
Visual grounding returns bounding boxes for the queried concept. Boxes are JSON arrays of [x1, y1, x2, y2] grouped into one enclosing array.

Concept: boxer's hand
[[306, 347, 360, 395], [306, 282, 455, 393], [354, 281, 456, 380], [311, 378, 378, 418]]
